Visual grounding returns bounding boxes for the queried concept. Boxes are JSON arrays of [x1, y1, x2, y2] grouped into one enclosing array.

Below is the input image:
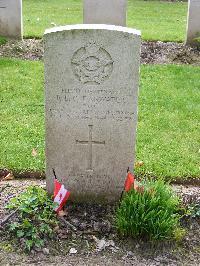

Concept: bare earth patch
[[0, 39, 44, 61], [0, 179, 200, 265], [0, 39, 200, 65], [142, 41, 200, 65]]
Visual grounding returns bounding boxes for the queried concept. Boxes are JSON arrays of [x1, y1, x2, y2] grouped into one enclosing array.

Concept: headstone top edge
[[44, 24, 141, 37]]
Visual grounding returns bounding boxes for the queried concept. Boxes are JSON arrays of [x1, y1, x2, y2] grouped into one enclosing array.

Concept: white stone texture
[[83, 0, 127, 26], [0, 0, 22, 39], [186, 0, 200, 45], [44, 24, 141, 203]]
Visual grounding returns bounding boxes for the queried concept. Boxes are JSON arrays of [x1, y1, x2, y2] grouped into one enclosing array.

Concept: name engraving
[[49, 85, 134, 121]]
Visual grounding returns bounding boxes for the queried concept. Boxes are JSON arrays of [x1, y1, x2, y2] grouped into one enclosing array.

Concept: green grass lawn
[[0, 58, 199, 180], [0, 59, 44, 172], [23, 0, 188, 42]]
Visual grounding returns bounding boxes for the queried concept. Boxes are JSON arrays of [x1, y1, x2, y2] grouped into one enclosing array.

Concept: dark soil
[[0, 179, 200, 265], [0, 39, 44, 61], [0, 39, 200, 66], [142, 41, 200, 65]]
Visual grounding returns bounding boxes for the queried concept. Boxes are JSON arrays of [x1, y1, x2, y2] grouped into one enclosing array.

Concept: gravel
[[0, 179, 199, 265]]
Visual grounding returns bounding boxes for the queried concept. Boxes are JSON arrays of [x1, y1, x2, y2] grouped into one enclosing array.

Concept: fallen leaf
[[42, 248, 49, 255], [2, 172, 14, 181], [92, 236, 115, 252], [58, 209, 68, 217], [69, 247, 77, 254], [32, 148, 37, 157], [134, 161, 144, 168], [136, 186, 144, 194], [53, 225, 60, 232], [0, 169, 10, 181], [97, 239, 106, 251]]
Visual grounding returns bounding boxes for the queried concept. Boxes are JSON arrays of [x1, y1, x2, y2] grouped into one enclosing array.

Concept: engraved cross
[[76, 125, 105, 171]]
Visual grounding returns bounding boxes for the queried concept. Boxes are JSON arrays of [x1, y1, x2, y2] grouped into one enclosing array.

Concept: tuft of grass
[[116, 179, 181, 240], [23, 0, 188, 42], [0, 58, 199, 180], [0, 36, 7, 45], [192, 36, 200, 47]]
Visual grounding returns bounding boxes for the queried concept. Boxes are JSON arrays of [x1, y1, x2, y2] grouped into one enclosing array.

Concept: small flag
[[124, 171, 138, 192], [53, 178, 70, 213]]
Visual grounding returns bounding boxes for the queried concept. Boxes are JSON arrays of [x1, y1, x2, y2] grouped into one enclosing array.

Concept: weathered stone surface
[[83, 0, 127, 26], [186, 0, 200, 45], [0, 0, 22, 39], [44, 24, 141, 202]]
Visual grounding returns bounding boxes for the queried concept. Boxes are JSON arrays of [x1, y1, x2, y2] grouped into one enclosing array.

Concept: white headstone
[[0, 0, 22, 39], [44, 24, 141, 203], [186, 0, 200, 45], [83, 0, 127, 26]]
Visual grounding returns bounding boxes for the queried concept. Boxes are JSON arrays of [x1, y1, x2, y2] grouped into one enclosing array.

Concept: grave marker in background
[[186, 0, 200, 45], [83, 0, 127, 26], [0, 0, 22, 39], [44, 25, 141, 202]]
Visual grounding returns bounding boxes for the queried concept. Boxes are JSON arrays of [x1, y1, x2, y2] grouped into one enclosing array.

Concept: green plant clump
[[0, 36, 7, 45], [116, 179, 181, 240], [6, 186, 58, 251]]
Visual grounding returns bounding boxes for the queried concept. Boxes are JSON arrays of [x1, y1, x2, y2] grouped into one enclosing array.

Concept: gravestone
[[0, 0, 22, 39], [83, 0, 127, 26], [186, 0, 200, 45], [44, 24, 141, 202]]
